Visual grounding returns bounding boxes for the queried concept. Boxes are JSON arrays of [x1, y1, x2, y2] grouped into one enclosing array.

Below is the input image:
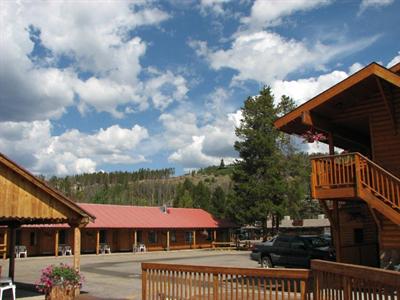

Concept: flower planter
[[46, 285, 75, 300]]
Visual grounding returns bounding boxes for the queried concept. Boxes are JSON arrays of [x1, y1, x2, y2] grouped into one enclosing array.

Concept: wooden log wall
[[335, 87, 400, 177], [380, 215, 400, 269], [338, 201, 379, 267]]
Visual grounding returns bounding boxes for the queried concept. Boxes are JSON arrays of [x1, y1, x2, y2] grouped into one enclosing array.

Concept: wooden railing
[[312, 260, 399, 300], [311, 153, 356, 190], [311, 153, 400, 210], [142, 261, 400, 300], [142, 263, 312, 300], [358, 154, 400, 210]]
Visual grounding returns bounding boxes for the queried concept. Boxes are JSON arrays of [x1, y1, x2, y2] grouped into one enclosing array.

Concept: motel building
[[1, 203, 235, 257], [0, 152, 235, 259]]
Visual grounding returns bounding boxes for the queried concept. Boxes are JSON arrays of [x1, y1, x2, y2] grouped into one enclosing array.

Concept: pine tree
[[219, 159, 225, 169], [230, 86, 286, 230], [210, 186, 226, 218]]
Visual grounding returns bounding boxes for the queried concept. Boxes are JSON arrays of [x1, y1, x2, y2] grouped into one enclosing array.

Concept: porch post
[[72, 226, 81, 271], [166, 230, 170, 251], [134, 230, 138, 248], [96, 230, 100, 255], [3, 229, 7, 259], [8, 223, 19, 281], [333, 201, 342, 262], [213, 230, 217, 248], [193, 230, 196, 248], [54, 230, 59, 257], [328, 132, 334, 155]]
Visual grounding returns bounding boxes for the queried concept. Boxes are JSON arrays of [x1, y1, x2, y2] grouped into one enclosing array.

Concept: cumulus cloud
[[0, 121, 148, 176], [359, 0, 394, 15], [191, 31, 378, 84], [272, 70, 349, 105], [241, 0, 330, 29], [1, 1, 187, 121], [162, 107, 242, 169], [144, 69, 189, 110], [387, 52, 400, 68]]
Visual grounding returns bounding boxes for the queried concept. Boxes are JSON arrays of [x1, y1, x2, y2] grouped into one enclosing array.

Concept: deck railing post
[[343, 276, 351, 300], [142, 267, 148, 300], [354, 154, 362, 197], [311, 160, 317, 198], [213, 273, 219, 300]]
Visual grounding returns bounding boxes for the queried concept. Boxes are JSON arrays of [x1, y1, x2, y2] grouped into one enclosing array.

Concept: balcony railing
[[311, 153, 400, 211], [142, 260, 399, 300]]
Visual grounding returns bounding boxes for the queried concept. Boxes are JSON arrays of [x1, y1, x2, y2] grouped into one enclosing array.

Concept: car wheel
[[261, 256, 273, 268]]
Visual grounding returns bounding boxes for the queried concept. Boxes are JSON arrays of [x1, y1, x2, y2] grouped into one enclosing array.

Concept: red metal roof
[[73, 203, 235, 229]]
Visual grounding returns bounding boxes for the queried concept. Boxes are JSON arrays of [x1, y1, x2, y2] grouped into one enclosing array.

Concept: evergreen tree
[[210, 186, 226, 218], [230, 86, 287, 230], [219, 159, 225, 169]]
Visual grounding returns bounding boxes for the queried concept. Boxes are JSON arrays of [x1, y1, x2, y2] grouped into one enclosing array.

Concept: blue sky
[[0, 0, 399, 176]]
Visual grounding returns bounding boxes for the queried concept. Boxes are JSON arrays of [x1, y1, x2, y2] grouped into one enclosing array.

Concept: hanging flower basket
[[36, 263, 83, 300], [301, 129, 327, 143]]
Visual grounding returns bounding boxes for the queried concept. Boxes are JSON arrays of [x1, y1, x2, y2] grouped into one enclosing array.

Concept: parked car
[[250, 235, 335, 268]]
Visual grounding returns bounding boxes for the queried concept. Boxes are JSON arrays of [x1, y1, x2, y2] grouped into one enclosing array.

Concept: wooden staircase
[[311, 153, 400, 225]]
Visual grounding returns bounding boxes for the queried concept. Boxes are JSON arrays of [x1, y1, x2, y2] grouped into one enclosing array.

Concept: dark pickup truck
[[250, 235, 335, 268]]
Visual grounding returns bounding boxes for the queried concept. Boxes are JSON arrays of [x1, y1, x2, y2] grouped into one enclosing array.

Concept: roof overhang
[[274, 62, 400, 150], [0, 153, 95, 226]]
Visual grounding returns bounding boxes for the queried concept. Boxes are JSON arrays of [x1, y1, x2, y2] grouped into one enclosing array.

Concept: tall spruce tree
[[230, 87, 287, 230]]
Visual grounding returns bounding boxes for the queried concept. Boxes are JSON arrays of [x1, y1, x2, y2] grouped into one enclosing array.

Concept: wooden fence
[[142, 263, 312, 300], [142, 260, 399, 300], [312, 260, 399, 300]]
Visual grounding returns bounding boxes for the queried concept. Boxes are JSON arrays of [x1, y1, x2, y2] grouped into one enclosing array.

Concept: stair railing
[[357, 153, 400, 210]]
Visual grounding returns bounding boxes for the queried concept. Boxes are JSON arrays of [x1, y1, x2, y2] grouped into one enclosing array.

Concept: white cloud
[[144, 69, 189, 110], [0, 1, 186, 121], [387, 51, 400, 68], [241, 0, 330, 29], [199, 0, 232, 15], [359, 0, 394, 15], [163, 107, 241, 169], [192, 30, 378, 84], [272, 70, 349, 105], [0, 121, 149, 176]]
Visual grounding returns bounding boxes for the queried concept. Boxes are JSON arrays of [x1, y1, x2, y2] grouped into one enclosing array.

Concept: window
[[100, 230, 107, 244], [274, 236, 291, 248], [354, 228, 364, 244], [30, 232, 37, 246], [148, 231, 158, 244], [185, 231, 193, 244], [291, 239, 306, 250], [170, 231, 177, 243], [59, 230, 67, 245]]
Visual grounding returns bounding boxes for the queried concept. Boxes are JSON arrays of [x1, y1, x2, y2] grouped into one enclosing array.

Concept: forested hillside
[[46, 165, 233, 209]]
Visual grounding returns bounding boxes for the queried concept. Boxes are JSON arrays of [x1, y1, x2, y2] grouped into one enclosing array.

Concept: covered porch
[[0, 153, 94, 279]]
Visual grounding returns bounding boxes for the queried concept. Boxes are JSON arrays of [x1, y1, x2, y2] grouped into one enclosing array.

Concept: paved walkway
[[0, 249, 255, 299]]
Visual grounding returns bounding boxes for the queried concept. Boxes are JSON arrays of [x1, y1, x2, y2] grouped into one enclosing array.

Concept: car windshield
[[303, 237, 329, 248]]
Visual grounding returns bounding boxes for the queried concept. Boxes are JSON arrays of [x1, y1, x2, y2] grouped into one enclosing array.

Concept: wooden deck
[[142, 260, 399, 300]]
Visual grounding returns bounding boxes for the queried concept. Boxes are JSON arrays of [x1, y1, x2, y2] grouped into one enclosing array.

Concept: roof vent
[[160, 204, 169, 214]]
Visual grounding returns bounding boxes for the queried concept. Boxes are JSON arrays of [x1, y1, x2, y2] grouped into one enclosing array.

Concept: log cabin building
[[1, 203, 235, 257], [274, 62, 400, 268]]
